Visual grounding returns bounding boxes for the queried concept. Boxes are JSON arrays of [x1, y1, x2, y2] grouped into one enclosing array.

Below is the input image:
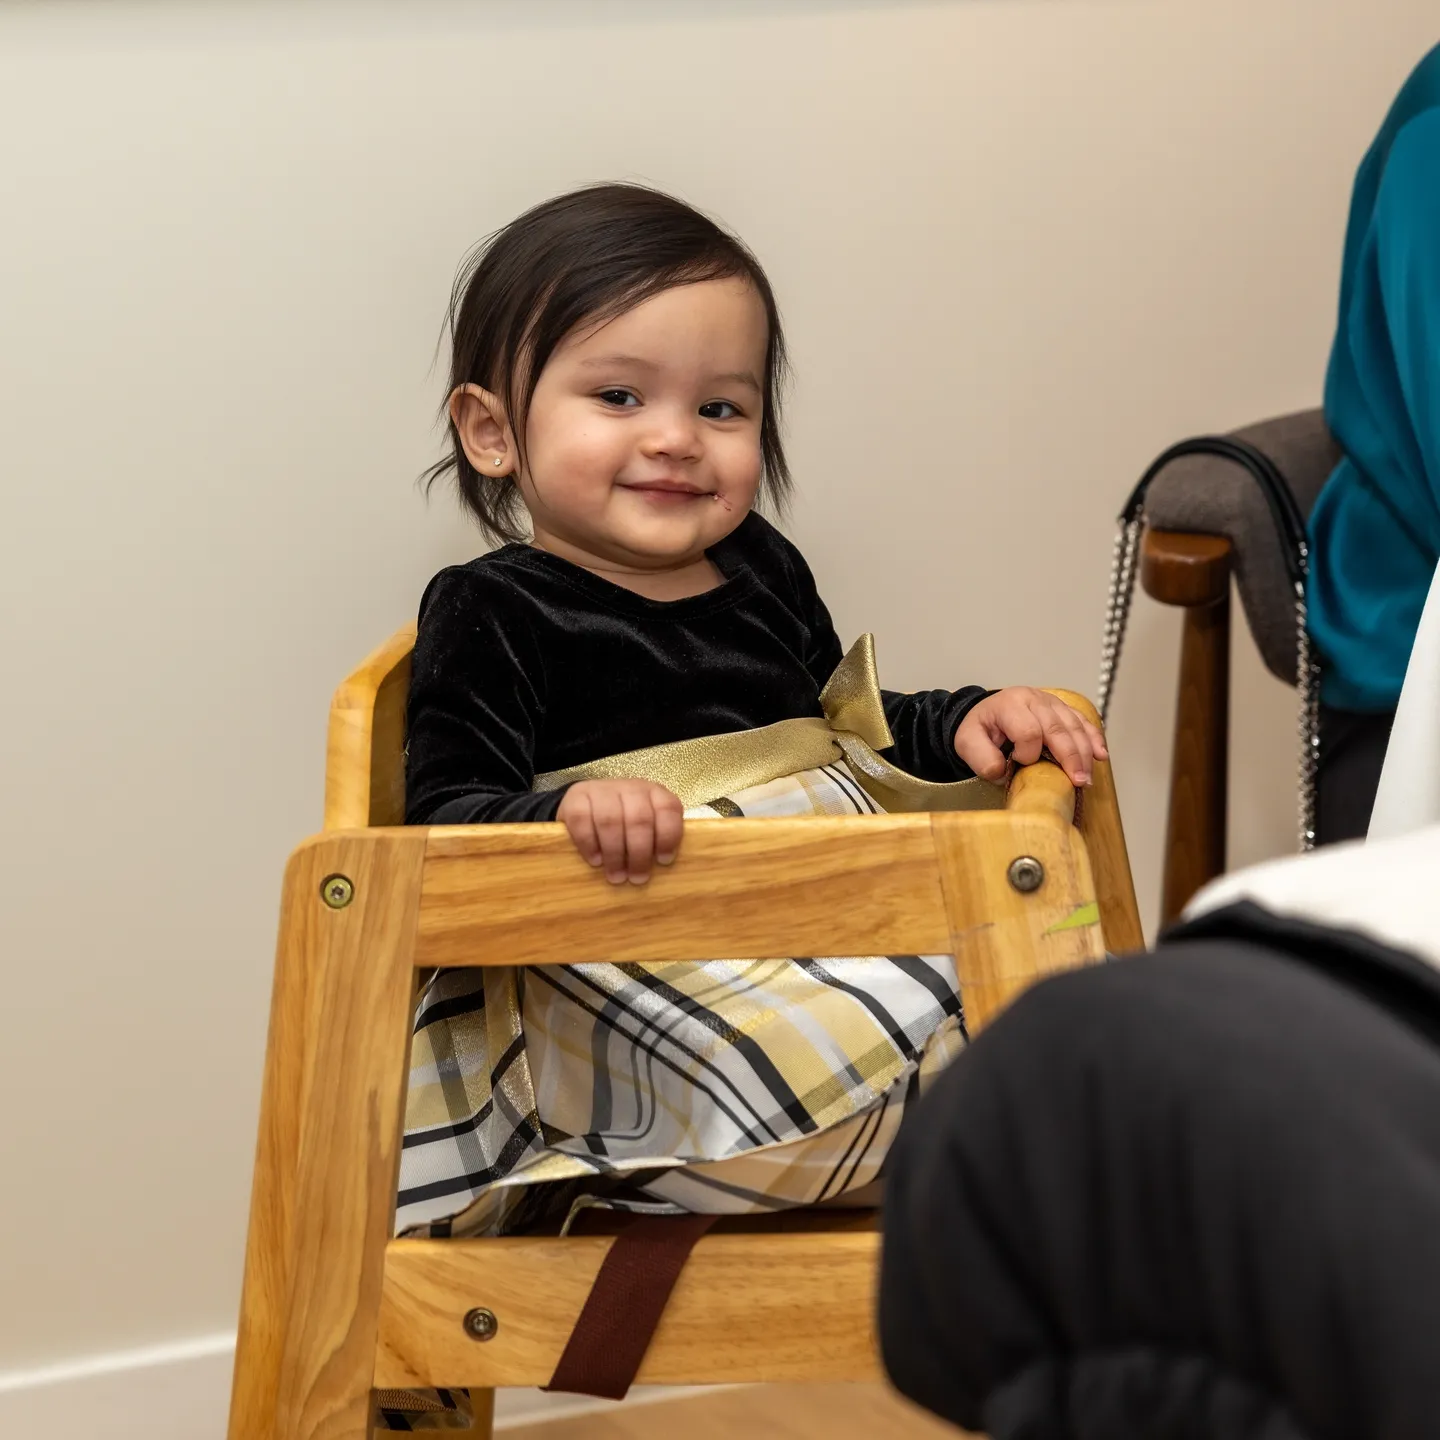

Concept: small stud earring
[[493, 457, 503, 467]]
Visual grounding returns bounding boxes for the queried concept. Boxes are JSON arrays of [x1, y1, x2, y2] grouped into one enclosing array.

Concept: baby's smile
[[618, 478, 716, 503]]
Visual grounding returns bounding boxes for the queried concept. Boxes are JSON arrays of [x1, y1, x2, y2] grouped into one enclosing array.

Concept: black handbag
[[1097, 435, 1321, 851]]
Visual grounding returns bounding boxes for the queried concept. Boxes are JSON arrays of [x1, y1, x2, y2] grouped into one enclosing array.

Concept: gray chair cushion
[[1143, 408, 1341, 684]]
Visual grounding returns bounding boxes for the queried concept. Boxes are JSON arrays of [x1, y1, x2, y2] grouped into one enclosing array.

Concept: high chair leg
[[456, 1389, 496, 1437], [229, 831, 427, 1440]]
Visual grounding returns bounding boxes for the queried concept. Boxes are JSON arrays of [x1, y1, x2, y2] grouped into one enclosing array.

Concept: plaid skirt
[[395, 761, 967, 1240]]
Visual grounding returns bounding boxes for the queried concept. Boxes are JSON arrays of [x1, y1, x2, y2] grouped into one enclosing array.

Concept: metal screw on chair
[[1007, 856, 1045, 894], [320, 874, 355, 909], [463, 1307, 499, 1342]]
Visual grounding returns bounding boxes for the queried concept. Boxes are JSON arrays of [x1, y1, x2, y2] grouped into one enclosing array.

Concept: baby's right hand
[[557, 779, 684, 885]]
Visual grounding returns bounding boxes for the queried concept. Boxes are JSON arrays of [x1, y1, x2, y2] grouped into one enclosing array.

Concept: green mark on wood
[[1045, 901, 1100, 934]]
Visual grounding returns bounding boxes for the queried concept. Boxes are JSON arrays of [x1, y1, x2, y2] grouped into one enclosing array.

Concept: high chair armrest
[[289, 768, 1107, 1036], [321, 627, 1142, 956]]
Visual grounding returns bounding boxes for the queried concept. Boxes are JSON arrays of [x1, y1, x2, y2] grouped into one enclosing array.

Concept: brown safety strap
[[543, 1213, 719, 1400]]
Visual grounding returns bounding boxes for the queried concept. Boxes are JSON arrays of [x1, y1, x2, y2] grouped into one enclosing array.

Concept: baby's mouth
[[620, 480, 714, 500]]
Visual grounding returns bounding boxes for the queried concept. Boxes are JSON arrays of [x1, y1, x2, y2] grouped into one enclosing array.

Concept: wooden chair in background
[[229, 626, 1142, 1439], [1139, 409, 1340, 924]]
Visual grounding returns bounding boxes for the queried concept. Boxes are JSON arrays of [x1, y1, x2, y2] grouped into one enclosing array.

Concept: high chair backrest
[[325, 623, 416, 830]]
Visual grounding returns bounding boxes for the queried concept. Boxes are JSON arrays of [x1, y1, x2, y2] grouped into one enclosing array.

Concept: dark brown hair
[[424, 183, 791, 543]]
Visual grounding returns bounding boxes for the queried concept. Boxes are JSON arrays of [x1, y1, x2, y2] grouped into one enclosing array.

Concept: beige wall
[[1, 0, 1433, 1371]]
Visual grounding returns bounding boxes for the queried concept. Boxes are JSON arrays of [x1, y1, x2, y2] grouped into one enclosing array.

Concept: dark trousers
[[1316, 704, 1394, 845], [879, 939, 1440, 1440]]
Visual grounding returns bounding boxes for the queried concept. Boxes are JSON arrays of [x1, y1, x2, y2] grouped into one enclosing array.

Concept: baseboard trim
[[0, 1331, 722, 1436], [496, 1384, 726, 1428], [0, 1329, 236, 1395], [0, 1330, 237, 1437]]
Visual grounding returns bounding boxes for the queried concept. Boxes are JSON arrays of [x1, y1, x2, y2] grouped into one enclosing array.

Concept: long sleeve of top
[[404, 512, 989, 825]]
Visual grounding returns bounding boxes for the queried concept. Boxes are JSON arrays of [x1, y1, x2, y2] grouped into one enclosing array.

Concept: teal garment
[[1309, 45, 1440, 711]]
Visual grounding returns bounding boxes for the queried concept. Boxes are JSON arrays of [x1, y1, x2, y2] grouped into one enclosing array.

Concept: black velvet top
[[405, 512, 988, 824]]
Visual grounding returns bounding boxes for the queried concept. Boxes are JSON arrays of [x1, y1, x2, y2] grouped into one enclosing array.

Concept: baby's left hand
[[955, 688, 1109, 788]]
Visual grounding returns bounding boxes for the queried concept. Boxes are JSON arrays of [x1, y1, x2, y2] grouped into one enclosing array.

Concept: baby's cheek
[[718, 442, 763, 507]]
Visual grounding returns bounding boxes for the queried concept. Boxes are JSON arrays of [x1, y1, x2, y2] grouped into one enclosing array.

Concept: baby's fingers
[[1038, 705, 1094, 786], [562, 792, 605, 869], [955, 724, 1011, 783], [1083, 718, 1110, 762], [1005, 713, 1046, 768], [652, 788, 684, 866], [620, 788, 658, 885], [590, 797, 633, 884]]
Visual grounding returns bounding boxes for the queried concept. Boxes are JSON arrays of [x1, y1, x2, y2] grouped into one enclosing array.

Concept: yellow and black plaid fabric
[[395, 762, 967, 1241]]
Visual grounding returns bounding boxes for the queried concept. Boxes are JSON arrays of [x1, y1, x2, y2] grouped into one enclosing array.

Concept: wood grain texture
[[1042, 689, 1144, 954], [497, 1384, 971, 1440], [324, 624, 415, 831], [931, 808, 1104, 1033], [1006, 751, 1075, 825], [1140, 530, 1233, 925], [1159, 593, 1230, 924], [416, 791, 1103, 977], [228, 831, 426, 1440], [1140, 529, 1232, 607], [417, 816, 953, 967], [375, 1230, 884, 1389]]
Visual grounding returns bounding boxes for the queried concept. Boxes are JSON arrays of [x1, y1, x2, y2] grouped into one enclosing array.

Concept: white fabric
[[1171, 562, 1440, 974], [1370, 558, 1440, 840], [1183, 823, 1440, 971]]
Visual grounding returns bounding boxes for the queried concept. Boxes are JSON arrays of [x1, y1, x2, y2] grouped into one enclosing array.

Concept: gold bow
[[534, 635, 1005, 815]]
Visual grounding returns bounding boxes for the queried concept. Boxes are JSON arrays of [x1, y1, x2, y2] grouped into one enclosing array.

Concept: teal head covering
[[1308, 44, 1440, 711]]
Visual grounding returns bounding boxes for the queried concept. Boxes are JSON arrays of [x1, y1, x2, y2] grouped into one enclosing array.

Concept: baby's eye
[[598, 388, 640, 408], [699, 400, 742, 420]]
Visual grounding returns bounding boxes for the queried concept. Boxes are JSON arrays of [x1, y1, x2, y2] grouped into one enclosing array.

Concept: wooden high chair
[[229, 625, 1143, 1440]]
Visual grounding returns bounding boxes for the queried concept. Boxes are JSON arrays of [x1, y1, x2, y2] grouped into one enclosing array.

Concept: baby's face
[[518, 276, 767, 571]]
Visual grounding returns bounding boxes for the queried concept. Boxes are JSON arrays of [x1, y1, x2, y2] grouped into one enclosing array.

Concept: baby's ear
[[449, 384, 514, 476]]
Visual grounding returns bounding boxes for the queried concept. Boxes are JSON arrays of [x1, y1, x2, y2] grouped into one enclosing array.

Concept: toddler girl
[[399, 182, 1104, 1240]]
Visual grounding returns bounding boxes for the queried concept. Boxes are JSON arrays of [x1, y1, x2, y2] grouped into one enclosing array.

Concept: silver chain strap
[[1096, 517, 1142, 725], [1293, 542, 1321, 851], [1097, 514, 1319, 854]]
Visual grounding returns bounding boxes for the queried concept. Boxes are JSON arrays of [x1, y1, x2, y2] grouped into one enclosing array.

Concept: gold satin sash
[[534, 634, 1006, 814]]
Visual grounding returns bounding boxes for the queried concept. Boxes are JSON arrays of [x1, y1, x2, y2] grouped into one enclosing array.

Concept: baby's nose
[[640, 410, 702, 458]]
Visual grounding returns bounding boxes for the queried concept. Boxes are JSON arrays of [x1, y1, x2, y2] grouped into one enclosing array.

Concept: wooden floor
[[502, 1384, 972, 1438]]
